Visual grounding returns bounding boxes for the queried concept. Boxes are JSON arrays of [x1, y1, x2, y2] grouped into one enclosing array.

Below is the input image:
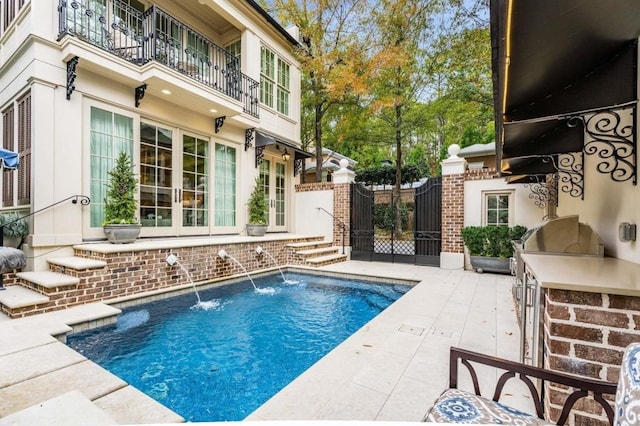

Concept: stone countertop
[[521, 253, 640, 297]]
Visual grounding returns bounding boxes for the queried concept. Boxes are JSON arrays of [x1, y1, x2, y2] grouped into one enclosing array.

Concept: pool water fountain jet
[[255, 246, 297, 284], [218, 249, 275, 294], [166, 254, 220, 310]]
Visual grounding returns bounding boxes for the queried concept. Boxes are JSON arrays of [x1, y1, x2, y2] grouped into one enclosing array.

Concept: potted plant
[[103, 152, 141, 243], [246, 177, 268, 237], [0, 212, 29, 248], [461, 225, 527, 274]]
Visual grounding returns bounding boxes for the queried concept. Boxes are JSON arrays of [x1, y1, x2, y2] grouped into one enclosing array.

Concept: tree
[[367, 0, 434, 238], [264, 0, 369, 182]]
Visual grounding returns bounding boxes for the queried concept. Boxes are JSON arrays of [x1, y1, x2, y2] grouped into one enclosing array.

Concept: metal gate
[[350, 177, 441, 266]]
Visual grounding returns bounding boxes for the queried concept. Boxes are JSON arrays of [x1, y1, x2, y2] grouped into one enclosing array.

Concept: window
[[277, 58, 290, 116], [2, 91, 31, 207], [2, 105, 15, 208], [16, 92, 30, 205], [484, 192, 511, 226], [225, 40, 241, 60], [2, 0, 27, 36], [260, 47, 275, 109], [214, 143, 236, 227], [89, 106, 134, 227], [260, 46, 291, 116]]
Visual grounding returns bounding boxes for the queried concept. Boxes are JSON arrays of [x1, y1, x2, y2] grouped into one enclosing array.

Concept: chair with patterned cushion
[[613, 342, 640, 425], [424, 347, 618, 425]]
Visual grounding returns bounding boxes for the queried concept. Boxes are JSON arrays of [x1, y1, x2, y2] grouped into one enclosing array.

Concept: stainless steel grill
[[512, 215, 603, 284], [513, 215, 603, 366]]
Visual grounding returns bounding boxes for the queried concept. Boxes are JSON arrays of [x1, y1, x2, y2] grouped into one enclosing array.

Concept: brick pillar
[[332, 159, 354, 255], [440, 144, 466, 269]]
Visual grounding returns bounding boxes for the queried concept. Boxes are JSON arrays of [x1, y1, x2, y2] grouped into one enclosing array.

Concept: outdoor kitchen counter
[[521, 253, 640, 297]]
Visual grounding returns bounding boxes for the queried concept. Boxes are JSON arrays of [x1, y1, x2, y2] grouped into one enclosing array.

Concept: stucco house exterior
[[0, 0, 312, 269], [458, 142, 543, 230]]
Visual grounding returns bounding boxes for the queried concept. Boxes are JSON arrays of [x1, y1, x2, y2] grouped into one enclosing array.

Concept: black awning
[[255, 131, 313, 169], [501, 156, 558, 176], [502, 118, 584, 159], [491, 0, 640, 177]]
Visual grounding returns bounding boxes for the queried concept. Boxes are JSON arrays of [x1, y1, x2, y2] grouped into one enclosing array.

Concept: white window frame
[[482, 190, 514, 226], [260, 45, 290, 116]]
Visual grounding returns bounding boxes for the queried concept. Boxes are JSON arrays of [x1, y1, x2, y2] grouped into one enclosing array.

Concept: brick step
[[296, 246, 340, 257], [0, 285, 49, 309], [47, 256, 107, 271], [305, 253, 348, 266], [17, 271, 80, 292]]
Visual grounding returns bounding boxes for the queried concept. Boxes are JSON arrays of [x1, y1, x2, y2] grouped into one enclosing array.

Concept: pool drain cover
[[399, 324, 424, 336]]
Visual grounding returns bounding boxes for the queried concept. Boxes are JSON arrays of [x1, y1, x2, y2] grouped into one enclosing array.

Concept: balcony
[[57, 0, 260, 118]]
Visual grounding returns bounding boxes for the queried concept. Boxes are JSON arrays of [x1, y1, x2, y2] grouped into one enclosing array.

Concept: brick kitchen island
[[520, 254, 640, 425]]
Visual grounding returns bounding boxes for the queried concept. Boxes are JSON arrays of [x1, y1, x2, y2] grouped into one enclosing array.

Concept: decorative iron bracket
[[215, 116, 226, 133], [66, 56, 79, 100], [569, 103, 637, 185], [135, 84, 147, 107], [294, 158, 303, 176], [524, 174, 559, 210], [255, 146, 265, 167], [245, 128, 255, 151], [541, 153, 585, 199]]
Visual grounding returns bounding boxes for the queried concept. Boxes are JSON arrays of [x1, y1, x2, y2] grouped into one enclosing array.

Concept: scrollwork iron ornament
[[245, 128, 255, 151], [66, 56, 79, 100], [71, 195, 91, 205], [255, 146, 265, 167], [524, 174, 558, 210], [541, 153, 584, 199], [573, 104, 637, 185]]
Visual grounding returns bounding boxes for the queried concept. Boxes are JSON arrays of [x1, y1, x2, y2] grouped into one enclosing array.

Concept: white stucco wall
[[556, 153, 639, 263], [464, 178, 545, 229], [294, 190, 334, 241]]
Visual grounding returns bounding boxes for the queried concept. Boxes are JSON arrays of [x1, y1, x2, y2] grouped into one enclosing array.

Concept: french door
[[139, 123, 209, 236], [259, 157, 287, 232]]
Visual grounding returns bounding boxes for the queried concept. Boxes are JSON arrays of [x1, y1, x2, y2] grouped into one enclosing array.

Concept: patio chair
[[424, 346, 620, 425]]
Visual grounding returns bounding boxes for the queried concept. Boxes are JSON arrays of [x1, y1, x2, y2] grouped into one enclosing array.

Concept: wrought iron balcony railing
[[57, 0, 260, 118]]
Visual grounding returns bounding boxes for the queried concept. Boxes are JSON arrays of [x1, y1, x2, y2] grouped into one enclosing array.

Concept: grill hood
[[520, 215, 603, 256]]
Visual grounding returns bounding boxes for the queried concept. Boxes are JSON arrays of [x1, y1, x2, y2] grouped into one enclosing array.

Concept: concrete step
[[17, 271, 80, 290], [47, 256, 107, 270], [0, 285, 49, 309], [0, 390, 116, 426], [296, 246, 340, 256], [286, 240, 332, 249], [305, 253, 348, 265]]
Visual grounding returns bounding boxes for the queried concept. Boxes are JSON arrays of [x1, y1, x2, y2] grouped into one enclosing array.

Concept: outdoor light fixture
[[281, 148, 290, 161]]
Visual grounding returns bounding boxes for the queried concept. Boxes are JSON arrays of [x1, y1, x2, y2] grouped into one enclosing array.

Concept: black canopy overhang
[[491, 0, 640, 176], [255, 131, 313, 162]]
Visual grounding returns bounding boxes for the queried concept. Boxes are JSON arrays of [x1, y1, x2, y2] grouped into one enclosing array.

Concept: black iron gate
[[350, 177, 442, 266]]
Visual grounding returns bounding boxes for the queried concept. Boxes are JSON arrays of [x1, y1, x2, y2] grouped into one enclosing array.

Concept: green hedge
[[461, 225, 527, 258]]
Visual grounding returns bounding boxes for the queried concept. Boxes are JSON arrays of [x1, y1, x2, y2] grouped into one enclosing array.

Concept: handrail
[[316, 207, 346, 255], [0, 195, 91, 247]]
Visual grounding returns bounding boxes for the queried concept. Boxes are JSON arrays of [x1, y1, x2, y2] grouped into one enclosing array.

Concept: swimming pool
[[67, 271, 411, 422]]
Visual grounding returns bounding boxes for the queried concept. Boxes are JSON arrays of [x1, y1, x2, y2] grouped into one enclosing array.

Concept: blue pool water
[[67, 272, 410, 422]]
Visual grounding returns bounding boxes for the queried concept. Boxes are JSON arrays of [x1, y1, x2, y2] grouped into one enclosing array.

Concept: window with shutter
[[17, 92, 30, 205], [2, 106, 14, 207]]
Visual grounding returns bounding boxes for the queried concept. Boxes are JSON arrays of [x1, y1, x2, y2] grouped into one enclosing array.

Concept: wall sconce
[[280, 147, 290, 161], [619, 222, 637, 242]]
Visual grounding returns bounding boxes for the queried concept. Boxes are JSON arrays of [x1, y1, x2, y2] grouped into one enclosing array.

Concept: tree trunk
[[394, 103, 403, 240], [315, 103, 324, 183]]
